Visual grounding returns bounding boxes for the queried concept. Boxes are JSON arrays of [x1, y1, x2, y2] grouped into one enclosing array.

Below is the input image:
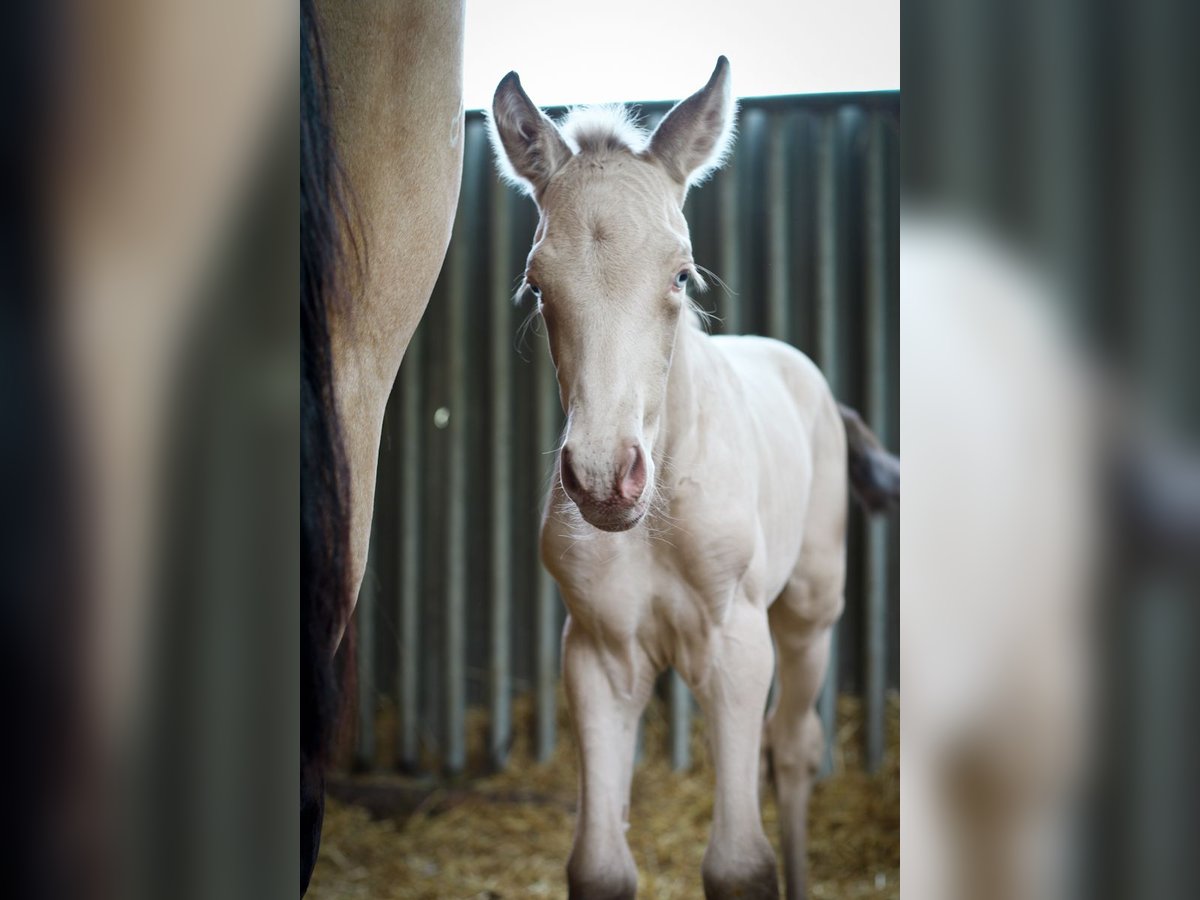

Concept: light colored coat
[[491, 58, 862, 900], [321, 0, 466, 626]]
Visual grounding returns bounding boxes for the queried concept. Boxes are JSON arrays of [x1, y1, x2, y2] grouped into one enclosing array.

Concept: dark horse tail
[[839, 404, 900, 513], [301, 0, 354, 892]]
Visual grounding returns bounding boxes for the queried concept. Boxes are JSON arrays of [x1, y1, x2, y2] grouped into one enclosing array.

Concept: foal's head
[[490, 57, 735, 532]]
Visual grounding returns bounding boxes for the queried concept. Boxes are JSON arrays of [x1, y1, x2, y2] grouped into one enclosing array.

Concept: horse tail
[[301, 0, 355, 891], [839, 403, 900, 513]]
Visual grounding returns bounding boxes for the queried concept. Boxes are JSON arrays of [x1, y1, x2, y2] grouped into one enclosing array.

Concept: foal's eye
[[527, 281, 542, 300], [673, 270, 689, 290]]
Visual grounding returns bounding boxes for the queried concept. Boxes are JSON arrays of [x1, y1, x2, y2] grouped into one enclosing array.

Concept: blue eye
[[527, 282, 542, 300], [674, 270, 689, 288]]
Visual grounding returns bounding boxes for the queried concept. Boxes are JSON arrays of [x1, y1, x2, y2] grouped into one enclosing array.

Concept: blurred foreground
[[903, 1, 1200, 898]]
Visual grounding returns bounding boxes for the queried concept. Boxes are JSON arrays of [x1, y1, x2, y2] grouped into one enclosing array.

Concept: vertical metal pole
[[717, 156, 742, 335], [443, 124, 478, 775], [669, 670, 692, 771], [863, 114, 890, 773], [355, 533, 377, 770], [397, 326, 423, 771], [489, 174, 514, 771], [535, 302, 561, 763], [815, 112, 840, 777], [765, 115, 790, 341]]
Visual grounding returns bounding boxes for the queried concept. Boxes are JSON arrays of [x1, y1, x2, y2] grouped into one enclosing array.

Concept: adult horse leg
[[562, 616, 654, 900], [695, 602, 779, 899]]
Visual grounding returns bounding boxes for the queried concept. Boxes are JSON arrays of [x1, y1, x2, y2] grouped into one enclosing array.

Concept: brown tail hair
[[839, 403, 899, 513]]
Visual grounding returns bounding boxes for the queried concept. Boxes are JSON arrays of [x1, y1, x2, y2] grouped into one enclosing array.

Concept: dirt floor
[[309, 692, 898, 899]]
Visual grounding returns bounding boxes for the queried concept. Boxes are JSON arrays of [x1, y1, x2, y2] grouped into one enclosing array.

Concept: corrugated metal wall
[[351, 92, 899, 778]]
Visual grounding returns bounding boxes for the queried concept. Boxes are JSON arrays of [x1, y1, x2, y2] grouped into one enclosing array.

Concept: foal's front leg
[[563, 615, 655, 899], [695, 602, 779, 899]]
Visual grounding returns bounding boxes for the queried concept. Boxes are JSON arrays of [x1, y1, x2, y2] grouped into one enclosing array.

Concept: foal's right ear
[[488, 72, 573, 198]]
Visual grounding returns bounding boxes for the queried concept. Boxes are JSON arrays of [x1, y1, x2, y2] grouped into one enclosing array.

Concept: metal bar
[[535, 308, 561, 763], [669, 669, 692, 771], [442, 124, 480, 775], [355, 532, 377, 769], [765, 114, 790, 341], [815, 111, 840, 778], [534, 92, 897, 125], [717, 156, 742, 335], [863, 114, 889, 773], [397, 324, 424, 770], [421, 285, 444, 764], [534, 555, 558, 764], [489, 172, 514, 771]]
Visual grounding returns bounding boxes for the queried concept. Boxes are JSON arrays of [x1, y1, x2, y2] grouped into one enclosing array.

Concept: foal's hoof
[[567, 861, 637, 900], [702, 873, 780, 899], [702, 851, 780, 900], [567, 873, 637, 900]]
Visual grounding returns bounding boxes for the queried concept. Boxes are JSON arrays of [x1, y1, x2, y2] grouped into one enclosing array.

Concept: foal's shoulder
[[711, 333, 827, 386], [709, 334, 836, 427]]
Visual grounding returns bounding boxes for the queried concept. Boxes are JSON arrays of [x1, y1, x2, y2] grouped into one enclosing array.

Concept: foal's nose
[[616, 444, 647, 501], [560, 442, 647, 508]]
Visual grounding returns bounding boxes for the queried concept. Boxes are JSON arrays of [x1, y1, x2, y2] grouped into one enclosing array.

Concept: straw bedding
[[309, 692, 898, 899]]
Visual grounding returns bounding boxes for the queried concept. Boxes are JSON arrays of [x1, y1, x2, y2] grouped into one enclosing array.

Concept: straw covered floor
[[309, 692, 898, 899]]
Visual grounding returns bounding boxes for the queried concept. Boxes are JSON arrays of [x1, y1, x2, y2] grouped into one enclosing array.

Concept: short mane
[[559, 105, 649, 155]]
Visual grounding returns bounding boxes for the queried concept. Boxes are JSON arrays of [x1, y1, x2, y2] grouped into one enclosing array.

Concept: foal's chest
[[548, 509, 763, 678]]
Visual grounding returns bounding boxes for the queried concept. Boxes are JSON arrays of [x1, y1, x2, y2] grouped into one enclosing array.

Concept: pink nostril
[[617, 445, 646, 501]]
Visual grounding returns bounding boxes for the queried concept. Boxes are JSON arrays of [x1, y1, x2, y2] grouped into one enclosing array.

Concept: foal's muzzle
[[559, 442, 649, 531]]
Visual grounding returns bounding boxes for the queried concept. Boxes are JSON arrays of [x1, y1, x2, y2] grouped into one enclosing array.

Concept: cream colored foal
[[490, 58, 897, 900]]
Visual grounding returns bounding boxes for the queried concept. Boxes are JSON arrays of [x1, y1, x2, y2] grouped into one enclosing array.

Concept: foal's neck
[[656, 313, 711, 474]]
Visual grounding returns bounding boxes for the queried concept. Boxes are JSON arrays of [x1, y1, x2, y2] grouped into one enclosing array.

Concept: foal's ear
[[488, 72, 573, 198], [647, 56, 736, 188]]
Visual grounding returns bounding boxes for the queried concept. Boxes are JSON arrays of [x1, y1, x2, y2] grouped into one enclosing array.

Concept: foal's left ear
[[647, 56, 736, 189]]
